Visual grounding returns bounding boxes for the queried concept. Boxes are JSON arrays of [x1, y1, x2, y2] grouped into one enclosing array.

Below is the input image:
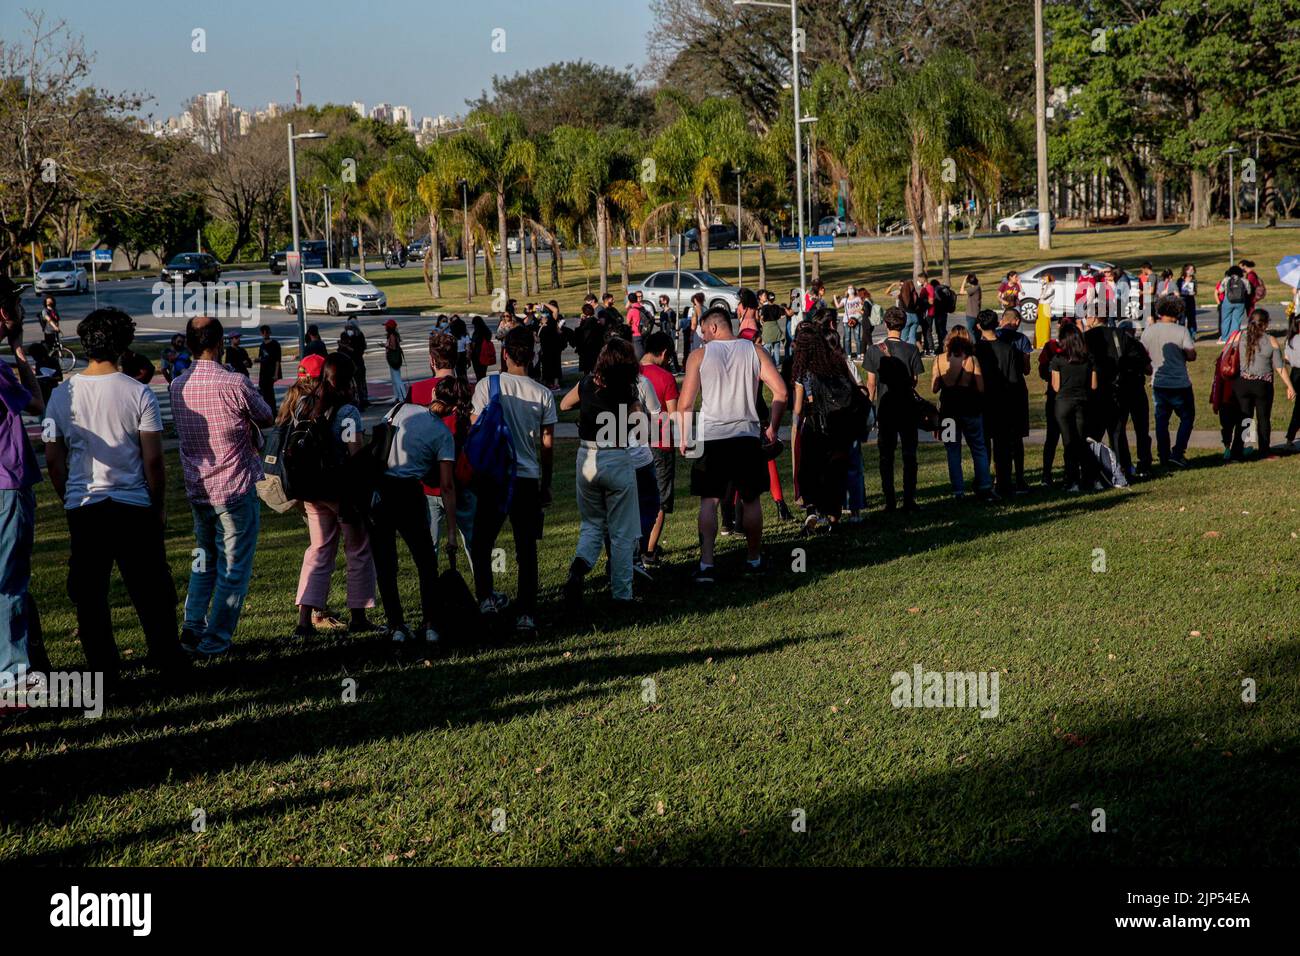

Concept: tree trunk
[[1154, 170, 1165, 225], [1190, 168, 1210, 229], [466, 232, 476, 300], [428, 210, 441, 298], [518, 219, 530, 298], [549, 236, 560, 289], [1114, 156, 1144, 224], [530, 231, 540, 292], [907, 153, 926, 277], [696, 202, 708, 272], [596, 197, 609, 298], [496, 188, 509, 299], [941, 200, 951, 286], [619, 225, 629, 293], [357, 226, 366, 278]]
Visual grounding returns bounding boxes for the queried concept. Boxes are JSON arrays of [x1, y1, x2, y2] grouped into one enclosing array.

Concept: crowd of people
[[0, 256, 1297, 703]]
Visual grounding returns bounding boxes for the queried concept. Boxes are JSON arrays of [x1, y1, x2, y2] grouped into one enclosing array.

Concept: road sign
[[286, 251, 302, 295], [778, 236, 801, 252], [806, 235, 835, 252], [93, 248, 112, 264], [70, 250, 92, 264]]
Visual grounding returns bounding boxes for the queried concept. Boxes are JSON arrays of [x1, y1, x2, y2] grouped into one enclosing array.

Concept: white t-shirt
[[46, 372, 163, 509], [629, 376, 657, 469], [385, 403, 455, 480], [471, 372, 558, 480]]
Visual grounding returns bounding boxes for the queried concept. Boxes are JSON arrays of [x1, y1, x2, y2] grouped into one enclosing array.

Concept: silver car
[[628, 269, 741, 314]]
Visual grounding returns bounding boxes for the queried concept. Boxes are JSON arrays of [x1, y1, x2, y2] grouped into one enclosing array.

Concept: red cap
[[384, 318, 398, 330], [297, 354, 325, 379]]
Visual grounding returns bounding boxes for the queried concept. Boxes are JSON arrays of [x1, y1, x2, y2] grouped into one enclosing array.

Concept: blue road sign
[[805, 235, 835, 252], [93, 248, 113, 264], [778, 236, 801, 252], [70, 250, 92, 263]]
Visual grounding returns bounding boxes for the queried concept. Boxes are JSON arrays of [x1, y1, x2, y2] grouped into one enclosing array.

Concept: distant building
[[351, 100, 366, 118], [371, 102, 392, 123], [393, 105, 413, 129]]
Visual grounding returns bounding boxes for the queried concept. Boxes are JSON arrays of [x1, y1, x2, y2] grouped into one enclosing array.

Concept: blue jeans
[[1220, 302, 1246, 341], [427, 487, 476, 569], [0, 487, 37, 677], [842, 321, 863, 355], [943, 415, 992, 494], [963, 315, 978, 337], [843, 440, 866, 512], [1153, 386, 1195, 462], [183, 490, 261, 643], [764, 340, 784, 365], [902, 312, 920, 346]]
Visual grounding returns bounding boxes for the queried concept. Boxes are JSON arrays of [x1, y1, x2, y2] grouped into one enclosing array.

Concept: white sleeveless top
[[697, 338, 761, 441]]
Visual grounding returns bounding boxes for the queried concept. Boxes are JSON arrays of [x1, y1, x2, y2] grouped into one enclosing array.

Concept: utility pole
[[734, 168, 743, 287], [1034, 0, 1051, 251]]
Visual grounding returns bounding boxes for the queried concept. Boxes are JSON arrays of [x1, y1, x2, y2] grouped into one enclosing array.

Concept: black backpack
[[937, 284, 958, 313], [282, 404, 345, 503], [810, 373, 871, 441], [1225, 275, 1249, 304]]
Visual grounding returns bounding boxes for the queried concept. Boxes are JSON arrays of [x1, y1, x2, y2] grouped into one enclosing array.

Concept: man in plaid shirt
[[170, 316, 274, 657]]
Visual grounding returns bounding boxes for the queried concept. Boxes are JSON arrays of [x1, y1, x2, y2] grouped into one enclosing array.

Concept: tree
[[416, 137, 461, 299], [468, 61, 654, 136]]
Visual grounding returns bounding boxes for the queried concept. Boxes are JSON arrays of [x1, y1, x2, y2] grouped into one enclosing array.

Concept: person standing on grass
[[863, 307, 924, 513], [1037, 318, 1070, 486], [627, 291, 651, 358], [0, 278, 47, 694], [1084, 310, 1154, 479], [1049, 323, 1102, 492], [792, 321, 860, 529], [1217, 265, 1250, 343], [1232, 309, 1292, 460], [292, 353, 379, 637], [888, 276, 921, 348], [959, 273, 981, 337], [1178, 264, 1199, 339], [43, 308, 190, 686], [1035, 273, 1055, 347], [1141, 294, 1197, 469], [469, 327, 557, 636], [977, 310, 1032, 495], [170, 316, 274, 658], [639, 332, 679, 568], [834, 285, 865, 359], [383, 319, 406, 401], [1114, 320, 1154, 479], [1284, 313, 1300, 449], [409, 331, 474, 567], [256, 324, 282, 408], [538, 303, 568, 389], [932, 326, 995, 502], [677, 307, 787, 584], [560, 338, 644, 604]]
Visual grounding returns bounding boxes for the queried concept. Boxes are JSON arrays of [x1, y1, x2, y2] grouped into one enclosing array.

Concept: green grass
[[3, 441, 1299, 865]]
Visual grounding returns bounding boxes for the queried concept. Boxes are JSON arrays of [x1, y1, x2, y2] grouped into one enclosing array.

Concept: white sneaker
[[390, 626, 410, 643], [422, 624, 440, 643]]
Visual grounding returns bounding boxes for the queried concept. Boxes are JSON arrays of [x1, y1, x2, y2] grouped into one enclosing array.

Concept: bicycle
[[49, 333, 77, 374]]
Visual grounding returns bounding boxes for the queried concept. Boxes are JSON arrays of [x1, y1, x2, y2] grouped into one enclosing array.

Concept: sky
[[2, 0, 659, 122]]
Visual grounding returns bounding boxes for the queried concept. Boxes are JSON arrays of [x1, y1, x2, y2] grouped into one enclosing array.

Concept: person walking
[[256, 324, 282, 408], [639, 332, 679, 568], [932, 326, 995, 501], [170, 316, 274, 658], [1049, 323, 1102, 491], [43, 308, 190, 687], [1178, 264, 1199, 339], [291, 353, 379, 637], [676, 307, 787, 583], [1141, 294, 1197, 469], [1233, 308, 1292, 460], [469, 327, 557, 636], [383, 319, 406, 402], [863, 307, 924, 512], [560, 338, 643, 604]]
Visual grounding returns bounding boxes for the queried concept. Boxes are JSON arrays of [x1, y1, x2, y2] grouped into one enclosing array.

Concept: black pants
[[1219, 401, 1245, 458], [933, 312, 948, 348], [1115, 384, 1153, 472], [1236, 377, 1275, 454], [1043, 391, 1060, 482], [798, 427, 851, 517], [258, 373, 277, 409], [1055, 397, 1100, 487], [472, 360, 488, 381], [919, 315, 934, 353], [989, 426, 1026, 493], [1286, 369, 1300, 443], [876, 409, 918, 508], [471, 477, 542, 616], [66, 499, 179, 679], [679, 331, 693, 369], [371, 476, 439, 627]]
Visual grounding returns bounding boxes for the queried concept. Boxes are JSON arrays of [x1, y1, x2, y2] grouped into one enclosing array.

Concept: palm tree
[[416, 137, 461, 299], [849, 53, 1014, 278]]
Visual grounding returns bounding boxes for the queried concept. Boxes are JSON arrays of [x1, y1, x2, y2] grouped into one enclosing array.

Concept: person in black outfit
[[974, 309, 1030, 494], [575, 303, 607, 375], [1084, 316, 1153, 478], [302, 325, 328, 359], [538, 303, 569, 388], [862, 307, 924, 512], [1049, 323, 1101, 490], [255, 324, 281, 408]]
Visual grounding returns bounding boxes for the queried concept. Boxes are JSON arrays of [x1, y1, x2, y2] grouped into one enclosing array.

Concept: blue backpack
[[464, 374, 517, 512]]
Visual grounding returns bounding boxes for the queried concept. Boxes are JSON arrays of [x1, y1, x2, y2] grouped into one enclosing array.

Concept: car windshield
[[40, 260, 73, 272], [169, 255, 200, 266], [694, 272, 729, 288], [323, 271, 368, 286]]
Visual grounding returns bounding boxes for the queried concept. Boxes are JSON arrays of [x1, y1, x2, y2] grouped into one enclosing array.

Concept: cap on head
[[384, 319, 397, 330], [297, 353, 325, 379]]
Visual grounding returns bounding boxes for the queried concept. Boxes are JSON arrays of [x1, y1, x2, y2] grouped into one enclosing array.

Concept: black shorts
[[690, 436, 765, 502], [652, 447, 676, 514]]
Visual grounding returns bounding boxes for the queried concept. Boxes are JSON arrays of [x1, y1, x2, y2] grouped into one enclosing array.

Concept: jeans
[[427, 487, 475, 569], [66, 499, 181, 680], [901, 312, 919, 347], [1182, 295, 1199, 339], [943, 414, 992, 494], [471, 476, 542, 615], [1153, 385, 1195, 462], [389, 367, 407, 402], [963, 315, 978, 337], [764, 340, 784, 365], [573, 445, 640, 601], [0, 487, 37, 677], [372, 475, 439, 627], [841, 321, 863, 356], [183, 490, 260, 644], [1220, 302, 1246, 341], [843, 440, 866, 512]]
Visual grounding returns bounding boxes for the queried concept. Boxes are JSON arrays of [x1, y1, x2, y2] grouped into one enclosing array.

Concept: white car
[[280, 269, 387, 316], [1012, 260, 1116, 324], [816, 216, 858, 237], [35, 258, 88, 295], [996, 208, 1056, 234]]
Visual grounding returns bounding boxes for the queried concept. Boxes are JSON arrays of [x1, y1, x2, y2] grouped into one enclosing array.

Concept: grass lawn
[[3, 441, 1298, 866]]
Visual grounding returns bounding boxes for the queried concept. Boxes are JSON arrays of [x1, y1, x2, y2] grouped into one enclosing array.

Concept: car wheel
[[998, 225, 1010, 233], [327, 298, 340, 316], [727, 240, 739, 250], [283, 295, 296, 314], [709, 298, 729, 312], [1018, 299, 1039, 326]]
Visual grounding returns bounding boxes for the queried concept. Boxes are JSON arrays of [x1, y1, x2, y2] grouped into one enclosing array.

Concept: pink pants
[[296, 500, 376, 610]]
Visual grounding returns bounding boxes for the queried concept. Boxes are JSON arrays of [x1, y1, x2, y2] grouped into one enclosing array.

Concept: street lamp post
[[287, 123, 327, 354], [460, 179, 470, 303], [734, 168, 743, 287], [1224, 146, 1240, 265], [735, 0, 807, 309], [1033, 0, 1051, 251], [322, 186, 332, 269]]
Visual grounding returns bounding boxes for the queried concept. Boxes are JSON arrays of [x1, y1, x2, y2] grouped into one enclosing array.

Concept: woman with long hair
[[890, 276, 921, 347], [426, 373, 476, 570], [559, 338, 643, 604], [791, 321, 859, 531], [292, 352, 378, 636], [1035, 273, 1055, 347], [538, 304, 567, 389], [469, 315, 493, 380], [932, 326, 995, 500], [1178, 264, 1198, 339], [1049, 323, 1101, 491], [1234, 308, 1292, 459], [1284, 312, 1300, 448], [449, 315, 469, 380]]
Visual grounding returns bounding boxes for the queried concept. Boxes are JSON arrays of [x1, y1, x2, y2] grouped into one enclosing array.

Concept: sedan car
[[627, 269, 741, 313], [34, 258, 88, 295], [1011, 260, 1116, 324], [280, 269, 387, 316], [269, 240, 328, 274], [678, 224, 739, 252], [160, 253, 221, 283], [996, 208, 1056, 234], [816, 216, 858, 237]]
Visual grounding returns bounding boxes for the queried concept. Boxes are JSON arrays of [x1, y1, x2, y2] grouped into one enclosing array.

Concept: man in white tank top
[[676, 306, 787, 584]]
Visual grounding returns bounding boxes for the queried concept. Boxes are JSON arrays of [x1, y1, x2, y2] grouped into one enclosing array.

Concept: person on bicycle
[[40, 296, 61, 349]]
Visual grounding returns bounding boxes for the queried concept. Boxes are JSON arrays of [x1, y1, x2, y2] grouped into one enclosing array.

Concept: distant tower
[[295, 71, 301, 108]]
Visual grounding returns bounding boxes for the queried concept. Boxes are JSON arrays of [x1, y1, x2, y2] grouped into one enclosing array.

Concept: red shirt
[[640, 363, 679, 449], [408, 375, 460, 496]]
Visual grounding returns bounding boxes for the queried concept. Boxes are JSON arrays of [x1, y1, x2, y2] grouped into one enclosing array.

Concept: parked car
[[678, 224, 739, 252], [34, 258, 88, 295], [627, 269, 741, 314], [816, 216, 858, 237], [280, 269, 387, 316], [996, 208, 1056, 234], [1011, 260, 1116, 324], [160, 252, 221, 283], [407, 237, 432, 259], [269, 240, 328, 274]]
